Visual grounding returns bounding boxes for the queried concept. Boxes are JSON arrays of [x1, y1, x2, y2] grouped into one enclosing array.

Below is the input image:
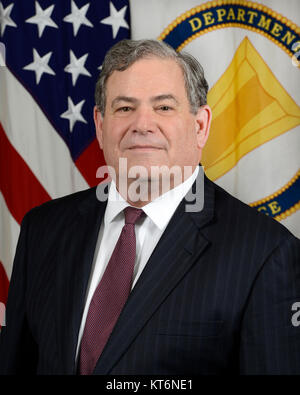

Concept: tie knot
[[124, 206, 145, 225]]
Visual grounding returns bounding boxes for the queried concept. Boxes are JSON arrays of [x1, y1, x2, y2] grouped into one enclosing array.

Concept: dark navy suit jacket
[[0, 173, 300, 375]]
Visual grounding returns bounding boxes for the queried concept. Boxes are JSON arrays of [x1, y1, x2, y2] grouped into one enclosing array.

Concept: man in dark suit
[[0, 39, 299, 375]]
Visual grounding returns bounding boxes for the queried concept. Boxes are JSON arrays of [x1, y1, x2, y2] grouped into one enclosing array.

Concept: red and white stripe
[[0, 66, 96, 303]]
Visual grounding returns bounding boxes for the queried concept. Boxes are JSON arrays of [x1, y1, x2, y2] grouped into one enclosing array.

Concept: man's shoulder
[[209, 177, 296, 242], [22, 186, 102, 226]]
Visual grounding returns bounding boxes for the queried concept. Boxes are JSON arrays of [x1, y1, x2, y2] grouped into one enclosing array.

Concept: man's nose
[[132, 107, 155, 134]]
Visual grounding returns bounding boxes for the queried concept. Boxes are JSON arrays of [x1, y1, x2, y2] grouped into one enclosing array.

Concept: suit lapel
[[93, 174, 215, 375], [55, 188, 107, 374]]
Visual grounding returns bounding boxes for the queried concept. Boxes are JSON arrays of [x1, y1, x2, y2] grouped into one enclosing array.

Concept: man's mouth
[[128, 145, 163, 151]]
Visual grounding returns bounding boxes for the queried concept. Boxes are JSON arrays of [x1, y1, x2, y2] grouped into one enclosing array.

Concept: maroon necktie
[[79, 206, 144, 375]]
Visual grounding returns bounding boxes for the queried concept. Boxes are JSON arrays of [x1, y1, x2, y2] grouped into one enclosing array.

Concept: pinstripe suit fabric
[[0, 174, 299, 375]]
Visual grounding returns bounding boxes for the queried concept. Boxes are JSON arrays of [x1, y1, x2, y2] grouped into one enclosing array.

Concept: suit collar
[[187, 169, 215, 231]]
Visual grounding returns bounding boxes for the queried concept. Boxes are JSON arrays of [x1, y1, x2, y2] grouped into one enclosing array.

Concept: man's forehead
[[105, 57, 185, 96], [108, 56, 183, 81]]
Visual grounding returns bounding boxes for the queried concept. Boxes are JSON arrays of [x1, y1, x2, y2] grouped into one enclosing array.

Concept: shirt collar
[[143, 166, 199, 230], [104, 181, 130, 226], [104, 166, 199, 230]]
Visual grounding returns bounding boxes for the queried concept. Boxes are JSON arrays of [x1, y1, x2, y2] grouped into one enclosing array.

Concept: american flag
[[0, 0, 130, 305]]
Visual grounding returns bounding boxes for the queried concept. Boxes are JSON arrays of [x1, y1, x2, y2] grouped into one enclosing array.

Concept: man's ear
[[195, 105, 212, 149], [94, 106, 104, 149]]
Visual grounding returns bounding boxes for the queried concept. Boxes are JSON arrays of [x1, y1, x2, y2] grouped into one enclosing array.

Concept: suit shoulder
[[211, 179, 295, 242], [22, 186, 99, 225]]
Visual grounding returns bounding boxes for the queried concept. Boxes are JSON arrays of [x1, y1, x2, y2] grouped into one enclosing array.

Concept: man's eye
[[159, 105, 172, 111], [117, 106, 132, 112]]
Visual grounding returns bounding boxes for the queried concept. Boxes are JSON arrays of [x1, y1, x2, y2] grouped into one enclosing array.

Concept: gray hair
[[95, 39, 209, 116]]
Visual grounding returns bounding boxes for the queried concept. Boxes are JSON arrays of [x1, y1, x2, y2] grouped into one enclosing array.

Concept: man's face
[[94, 56, 211, 186]]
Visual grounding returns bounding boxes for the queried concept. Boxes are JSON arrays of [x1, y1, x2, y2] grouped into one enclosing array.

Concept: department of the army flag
[[130, 0, 300, 238]]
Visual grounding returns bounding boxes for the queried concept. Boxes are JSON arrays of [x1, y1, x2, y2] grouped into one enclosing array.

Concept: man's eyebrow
[[111, 94, 179, 108], [150, 94, 179, 104], [111, 96, 138, 107]]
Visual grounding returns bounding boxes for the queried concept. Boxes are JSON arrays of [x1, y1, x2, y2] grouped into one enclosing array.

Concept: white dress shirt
[[75, 166, 199, 362]]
